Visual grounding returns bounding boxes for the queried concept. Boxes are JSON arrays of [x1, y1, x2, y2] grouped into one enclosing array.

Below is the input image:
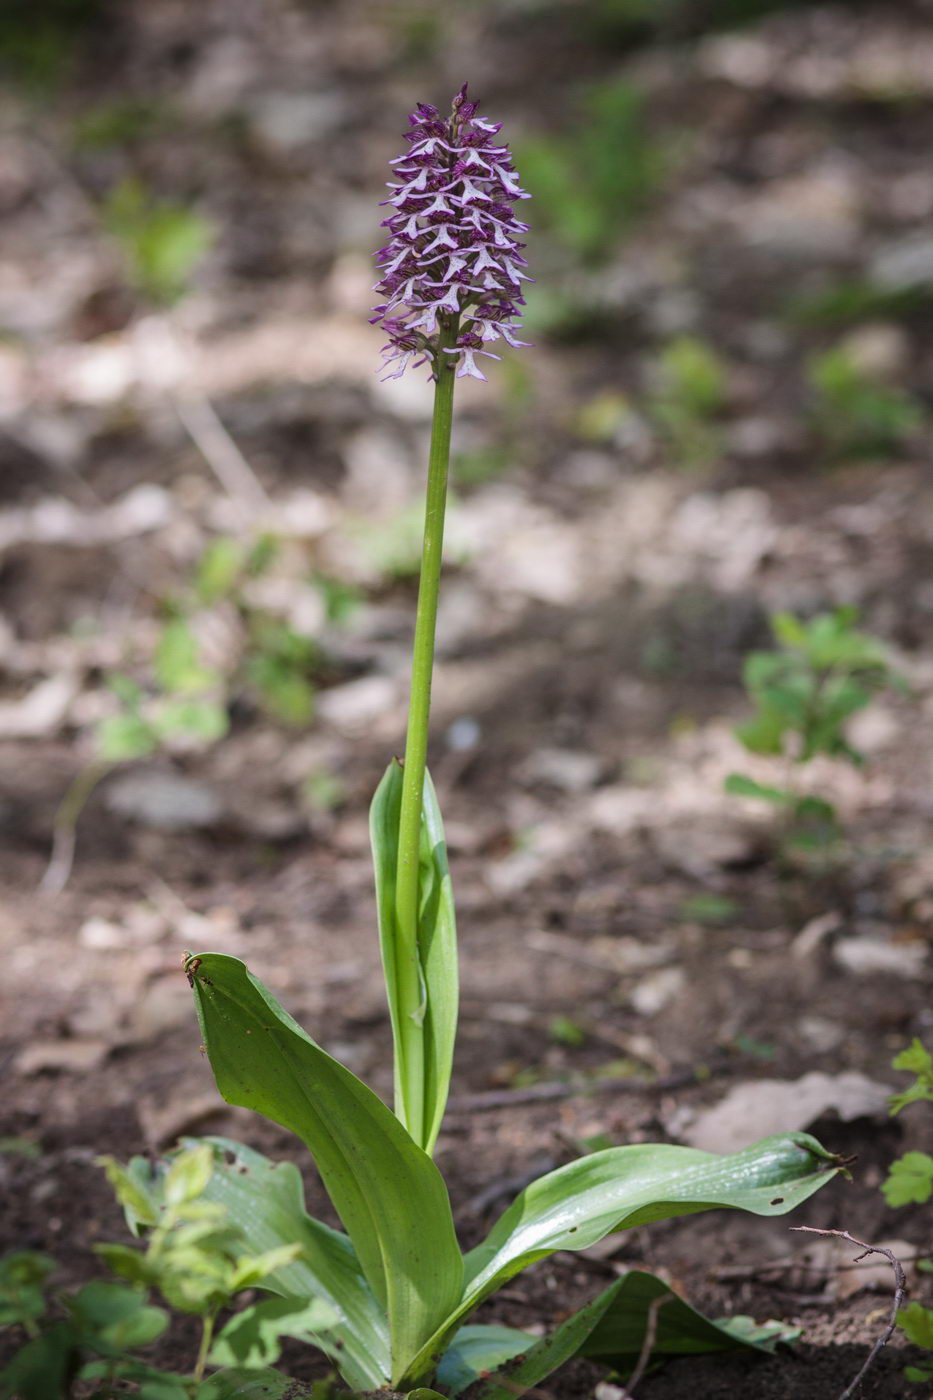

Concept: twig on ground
[[40, 761, 111, 895], [446, 1065, 722, 1113], [791, 1227, 907, 1400], [714, 1252, 928, 1283], [169, 382, 269, 514], [625, 1291, 673, 1396]]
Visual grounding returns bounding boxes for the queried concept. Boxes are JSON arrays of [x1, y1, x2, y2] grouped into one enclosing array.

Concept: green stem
[[394, 316, 459, 1145], [193, 1308, 217, 1386]]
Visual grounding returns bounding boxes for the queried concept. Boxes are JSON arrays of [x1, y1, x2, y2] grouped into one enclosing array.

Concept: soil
[[2, 2, 933, 1398]]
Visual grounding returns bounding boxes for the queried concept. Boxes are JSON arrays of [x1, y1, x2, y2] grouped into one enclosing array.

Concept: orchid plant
[[127, 88, 841, 1399]]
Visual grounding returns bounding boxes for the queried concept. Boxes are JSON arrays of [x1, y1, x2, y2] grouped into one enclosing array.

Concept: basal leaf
[[185, 957, 463, 1384], [405, 1134, 837, 1384], [198, 1368, 304, 1399], [370, 760, 458, 1155], [437, 1324, 538, 1396], [469, 1269, 791, 1400]]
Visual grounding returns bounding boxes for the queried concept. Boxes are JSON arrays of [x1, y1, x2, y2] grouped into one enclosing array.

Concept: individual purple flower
[[371, 84, 532, 382]]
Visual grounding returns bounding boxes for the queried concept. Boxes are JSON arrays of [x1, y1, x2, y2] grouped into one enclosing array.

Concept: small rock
[[683, 1071, 894, 1154], [792, 910, 844, 959], [870, 233, 933, 289], [249, 91, 347, 153], [105, 771, 224, 831], [0, 674, 76, 738], [630, 966, 685, 1017], [652, 816, 763, 879], [78, 917, 124, 949], [841, 323, 909, 381], [316, 674, 398, 731], [446, 716, 481, 752], [16, 1039, 110, 1075], [522, 747, 602, 793], [833, 936, 927, 977], [797, 1016, 846, 1053]]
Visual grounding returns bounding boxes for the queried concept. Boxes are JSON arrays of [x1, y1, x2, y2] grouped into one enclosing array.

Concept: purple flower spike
[[372, 84, 532, 382]]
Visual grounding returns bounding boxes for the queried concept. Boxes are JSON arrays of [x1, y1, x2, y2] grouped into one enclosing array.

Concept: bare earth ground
[[2, 2, 933, 1397]]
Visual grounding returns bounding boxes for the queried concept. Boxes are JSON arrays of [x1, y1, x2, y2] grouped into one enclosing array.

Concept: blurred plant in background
[[649, 335, 728, 470], [879, 1041, 933, 1386], [808, 346, 922, 461], [42, 534, 353, 893], [517, 78, 665, 267], [103, 179, 213, 309], [0, 1144, 340, 1398], [726, 609, 904, 850]]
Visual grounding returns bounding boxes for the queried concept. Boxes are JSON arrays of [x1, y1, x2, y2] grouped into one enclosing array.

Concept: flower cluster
[[371, 84, 531, 381]]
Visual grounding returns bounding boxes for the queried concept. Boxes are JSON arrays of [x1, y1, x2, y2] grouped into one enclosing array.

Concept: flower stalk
[[393, 314, 459, 1139]]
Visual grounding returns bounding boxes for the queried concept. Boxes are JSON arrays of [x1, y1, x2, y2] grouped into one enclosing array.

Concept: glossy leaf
[[464, 1134, 838, 1301], [404, 1132, 838, 1381], [437, 1324, 538, 1396], [186, 956, 463, 1384], [470, 1269, 795, 1399], [210, 1295, 338, 1369], [370, 760, 458, 1154], [197, 1369, 302, 1399]]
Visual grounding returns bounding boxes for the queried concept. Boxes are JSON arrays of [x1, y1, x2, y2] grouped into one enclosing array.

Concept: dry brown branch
[[791, 1227, 907, 1400], [445, 1065, 718, 1114], [626, 1290, 674, 1396]]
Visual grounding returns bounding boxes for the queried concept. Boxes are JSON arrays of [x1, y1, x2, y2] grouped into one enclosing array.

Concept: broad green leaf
[[210, 1295, 338, 1368], [96, 712, 158, 761], [370, 760, 458, 1155], [69, 1281, 168, 1351], [186, 957, 463, 1383], [724, 773, 793, 805], [227, 1244, 304, 1292], [580, 1271, 796, 1372], [154, 699, 229, 745], [198, 1368, 303, 1399], [464, 1135, 838, 1303], [163, 1143, 215, 1207], [883, 1152, 933, 1207], [890, 1039, 933, 1114], [406, 1133, 837, 1383], [898, 1301, 933, 1349], [469, 1269, 795, 1399], [0, 1251, 54, 1329], [155, 619, 217, 694], [437, 1325, 538, 1396], [97, 1362, 190, 1400], [154, 1138, 389, 1390], [733, 711, 787, 757], [771, 612, 807, 648], [197, 538, 245, 603], [99, 1156, 160, 1230], [0, 1321, 77, 1400]]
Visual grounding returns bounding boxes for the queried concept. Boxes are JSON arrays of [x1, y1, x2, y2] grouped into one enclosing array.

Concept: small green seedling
[[103, 177, 212, 307], [0, 1146, 332, 1399], [726, 608, 902, 848], [808, 346, 922, 460], [650, 335, 728, 469], [881, 1042, 933, 1384], [517, 78, 664, 264], [43, 533, 341, 891]]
